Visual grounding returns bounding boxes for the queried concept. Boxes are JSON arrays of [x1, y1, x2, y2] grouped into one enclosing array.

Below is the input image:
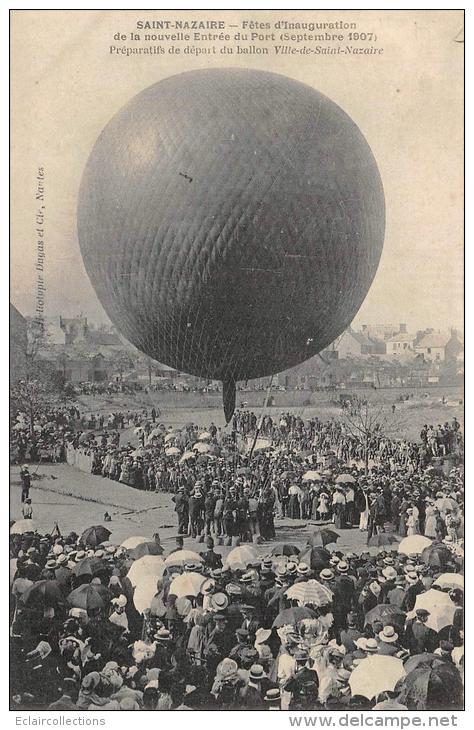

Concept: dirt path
[[10, 464, 375, 559]]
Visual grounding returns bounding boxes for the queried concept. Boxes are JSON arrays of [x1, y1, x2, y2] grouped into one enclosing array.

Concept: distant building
[[386, 324, 415, 356], [445, 330, 464, 363], [414, 331, 449, 361], [60, 316, 88, 344], [10, 303, 27, 381], [336, 328, 385, 357], [360, 323, 401, 340]]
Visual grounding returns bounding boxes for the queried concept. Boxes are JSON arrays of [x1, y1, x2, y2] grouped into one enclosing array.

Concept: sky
[[10, 9, 463, 334]]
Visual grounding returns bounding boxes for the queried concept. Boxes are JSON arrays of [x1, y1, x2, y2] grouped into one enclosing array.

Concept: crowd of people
[[10, 393, 464, 711], [10, 521, 464, 711]]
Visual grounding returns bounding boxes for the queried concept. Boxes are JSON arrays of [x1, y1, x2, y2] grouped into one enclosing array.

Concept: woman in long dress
[[424, 501, 438, 538], [398, 498, 410, 537], [358, 490, 369, 531], [318, 493, 330, 522], [406, 507, 419, 536]]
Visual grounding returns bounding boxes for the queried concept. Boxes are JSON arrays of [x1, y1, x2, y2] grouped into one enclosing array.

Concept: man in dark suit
[[199, 536, 223, 569], [405, 609, 438, 654], [340, 612, 362, 653]]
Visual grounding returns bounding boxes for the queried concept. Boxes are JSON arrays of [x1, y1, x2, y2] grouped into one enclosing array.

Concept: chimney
[[399, 323, 407, 334]]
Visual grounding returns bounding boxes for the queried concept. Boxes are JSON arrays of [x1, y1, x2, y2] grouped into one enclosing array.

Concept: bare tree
[[340, 396, 407, 475], [10, 319, 61, 451]]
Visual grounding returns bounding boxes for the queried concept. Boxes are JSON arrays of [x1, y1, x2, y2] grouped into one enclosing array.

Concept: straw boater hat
[[379, 626, 398, 643], [155, 628, 171, 642], [249, 664, 266, 681], [296, 563, 310, 576], [320, 569, 334, 581], [265, 688, 281, 704], [405, 572, 419, 585], [255, 628, 272, 645], [210, 592, 229, 611], [337, 561, 349, 574], [382, 567, 397, 581]]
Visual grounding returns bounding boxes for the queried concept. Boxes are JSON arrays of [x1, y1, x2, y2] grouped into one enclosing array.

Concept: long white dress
[[359, 492, 369, 530]]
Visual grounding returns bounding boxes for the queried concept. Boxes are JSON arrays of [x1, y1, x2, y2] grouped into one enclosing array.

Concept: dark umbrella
[[403, 654, 442, 674], [272, 607, 316, 628], [368, 533, 400, 548], [20, 580, 64, 609], [68, 583, 109, 611], [71, 557, 107, 578], [364, 604, 406, 629], [399, 662, 463, 709], [129, 542, 164, 560], [307, 529, 340, 547], [80, 525, 112, 548], [421, 543, 452, 568], [54, 566, 72, 587], [271, 543, 301, 557], [298, 546, 331, 571]]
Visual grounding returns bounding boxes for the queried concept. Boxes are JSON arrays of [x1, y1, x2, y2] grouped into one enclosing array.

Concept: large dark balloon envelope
[[78, 69, 385, 422]]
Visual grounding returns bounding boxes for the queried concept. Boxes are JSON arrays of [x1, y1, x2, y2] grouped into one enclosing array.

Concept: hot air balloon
[[78, 69, 385, 422]]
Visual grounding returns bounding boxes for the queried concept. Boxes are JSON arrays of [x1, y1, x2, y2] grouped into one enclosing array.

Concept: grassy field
[[75, 385, 463, 442]]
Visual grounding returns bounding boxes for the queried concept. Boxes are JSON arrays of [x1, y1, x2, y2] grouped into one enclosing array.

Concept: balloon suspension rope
[[248, 374, 274, 461]]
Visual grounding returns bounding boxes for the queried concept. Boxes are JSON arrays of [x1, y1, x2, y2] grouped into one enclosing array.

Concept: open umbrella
[[364, 604, 406, 629], [399, 662, 463, 709], [80, 525, 111, 548], [421, 543, 453, 568], [133, 583, 160, 614], [121, 536, 149, 550], [67, 583, 109, 611], [164, 432, 179, 443], [129, 542, 164, 560], [271, 544, 301, 557], [165, 446, 181, 456], [307, 529, 340, 547], [71, 557, 107, 578], [225, 545, 258, 571], [127, 555, 165, 588], [298, 546, 331, 571], [398, 535, 432, 555], [336, 474, 356, 484], [169, 572, 206, 598], [272, 607, 315, 628], [435, 497, 457, 514], [285, 579, 333, 607], [410, 589, 456, 632], [368, 533, 400, 548], [349, 655, 406, 700], [302, 470, 322, 482], [433, 573, 464, 591], [10, 519, 38, 535], [192, 442, 210, 454], [20, 580, 64, 609], [197, 431, 212, 441], [164, 550, 204, 568], [179, 451, 196, 464], [10, 558, 17, 586]]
